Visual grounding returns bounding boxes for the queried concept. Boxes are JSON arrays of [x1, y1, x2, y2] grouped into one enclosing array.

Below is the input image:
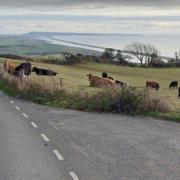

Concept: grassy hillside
[[0, 58, 179, 121], [1, 58, 179, 113], [0, 37, 101, 56]]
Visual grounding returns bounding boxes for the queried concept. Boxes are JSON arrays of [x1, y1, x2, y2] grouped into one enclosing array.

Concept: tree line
[[2, 42, 179, 68], [100, 42, 180, 67], [60, 42, 180, 67]]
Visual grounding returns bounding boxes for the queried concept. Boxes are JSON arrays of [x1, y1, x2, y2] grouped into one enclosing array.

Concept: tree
[[174, 52, 180, 64], [114, 50, 127, 64], [125, 42, 160, 66], [144, 44, 160, 66], [102, 48, 116, 63], [62, 52, 75, 64]]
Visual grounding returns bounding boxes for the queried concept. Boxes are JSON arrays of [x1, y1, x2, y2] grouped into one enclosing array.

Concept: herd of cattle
[[87, 72, 180, 98], [2, 60, 180, 98], [3, 60, 58, 78]]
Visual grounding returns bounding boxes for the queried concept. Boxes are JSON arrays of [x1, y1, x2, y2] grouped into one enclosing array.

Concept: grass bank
[[0, 59, 179, 122], [0, 67, 178, 122]]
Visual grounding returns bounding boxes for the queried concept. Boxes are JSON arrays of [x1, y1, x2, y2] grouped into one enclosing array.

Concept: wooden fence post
[[60, 78, 63, 87]]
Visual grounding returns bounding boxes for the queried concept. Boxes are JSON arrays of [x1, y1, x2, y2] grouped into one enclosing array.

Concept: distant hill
[[0, 36, 101, 56], [22, 32, 63, 38], [22, 31, 137, 39]]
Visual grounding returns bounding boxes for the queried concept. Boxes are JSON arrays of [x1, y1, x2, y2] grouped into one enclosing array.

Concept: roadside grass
[[0, 69, 170, 113], [0, 58, 179, 122]]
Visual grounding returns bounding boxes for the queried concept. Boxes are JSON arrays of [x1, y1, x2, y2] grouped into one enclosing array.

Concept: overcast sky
[[0, 0, 180, 34], [0, 0, 180, 8]]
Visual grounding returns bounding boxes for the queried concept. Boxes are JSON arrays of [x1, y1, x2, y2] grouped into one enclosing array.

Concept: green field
[[1, 58, 179, 113], [44, 63, 180, 111], [0, 37, 100, 56]]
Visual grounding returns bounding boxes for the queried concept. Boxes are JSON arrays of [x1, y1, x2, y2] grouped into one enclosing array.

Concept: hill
[[0, 36, 101, 56]]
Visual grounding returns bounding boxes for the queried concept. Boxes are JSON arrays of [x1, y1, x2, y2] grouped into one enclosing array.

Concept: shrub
[[110, 89, 170, 114]]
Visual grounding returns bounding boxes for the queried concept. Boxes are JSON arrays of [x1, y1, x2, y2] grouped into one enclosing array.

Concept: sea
[[40, 34, 180, 57]]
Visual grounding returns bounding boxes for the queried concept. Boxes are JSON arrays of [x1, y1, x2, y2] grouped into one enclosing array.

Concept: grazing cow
[[169, 81, 178, 89], [32, 67, 58, 76], [87, 73, 116, 88], [146, 81, 160, 90], [3, 60, 17, 74], [178, 87, 180, 99], [14, 62, 32, 79]]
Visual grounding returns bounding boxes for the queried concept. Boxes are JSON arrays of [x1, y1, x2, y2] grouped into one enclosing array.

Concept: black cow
[[178, 87, 180, 100], [32, 67, 58, 76], [14, 62, 31, 78], [102, 72, 108, 78], [115, 80, 124, 87], [169, 81, 178, 89], [102, 72, 114, 81], [146, 81, 160, 90]]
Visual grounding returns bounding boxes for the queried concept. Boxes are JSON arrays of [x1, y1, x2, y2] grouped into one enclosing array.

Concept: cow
[[87, 73, 116, 88], [169, 81, 178, 89], [108, 76, 114, 81], [146, 81, 160, 90], [115, 80, 130, 88], [102, 72, 114, 81], [178, 87, 180, 100], [115, 80, 124, 87], [3, 60, 17, 74], [102, 72, 108, 78], [32, 67, 58, 76], [14, 62, 32, 79]]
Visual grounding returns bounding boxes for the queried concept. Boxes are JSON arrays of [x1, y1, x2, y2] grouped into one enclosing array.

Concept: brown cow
[[87, 73, 116, 88], [146, 81, 160, 90], [3, 60, 17, 74]]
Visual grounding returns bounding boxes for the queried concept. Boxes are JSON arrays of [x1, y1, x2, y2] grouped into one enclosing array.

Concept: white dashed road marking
[[6, 95, 80, 178], [31, 122, 38, 128], [53, 150, 64, 160], [15, 106, 20, 110], [41, 134, 50, 142], [69, 172, 79, 180], [22, 113, 28, 118]]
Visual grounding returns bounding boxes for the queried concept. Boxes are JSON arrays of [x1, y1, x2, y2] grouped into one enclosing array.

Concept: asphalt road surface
[[0, 91, 179, 180]]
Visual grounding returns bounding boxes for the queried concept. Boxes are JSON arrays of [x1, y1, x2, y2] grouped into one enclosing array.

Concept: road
[[0, 91, 179, 180]]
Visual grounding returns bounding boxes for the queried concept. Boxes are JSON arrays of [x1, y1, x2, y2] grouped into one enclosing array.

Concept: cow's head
[[32, 67, 37, 72]]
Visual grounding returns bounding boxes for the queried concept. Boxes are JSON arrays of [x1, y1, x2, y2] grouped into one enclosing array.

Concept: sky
[[0, 0, 180, 34]]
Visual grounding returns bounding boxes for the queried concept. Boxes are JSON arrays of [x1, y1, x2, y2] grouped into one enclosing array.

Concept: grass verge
[[0, 68, 179, 123]]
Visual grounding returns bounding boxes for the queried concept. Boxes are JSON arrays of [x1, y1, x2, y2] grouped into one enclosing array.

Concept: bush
[[110, 89, 170, 113]]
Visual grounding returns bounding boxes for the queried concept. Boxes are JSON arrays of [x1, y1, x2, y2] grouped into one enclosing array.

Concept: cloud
[[0, 0, 180, 35], [0, 0, 180, 9], [1, 14, 180, 35]]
